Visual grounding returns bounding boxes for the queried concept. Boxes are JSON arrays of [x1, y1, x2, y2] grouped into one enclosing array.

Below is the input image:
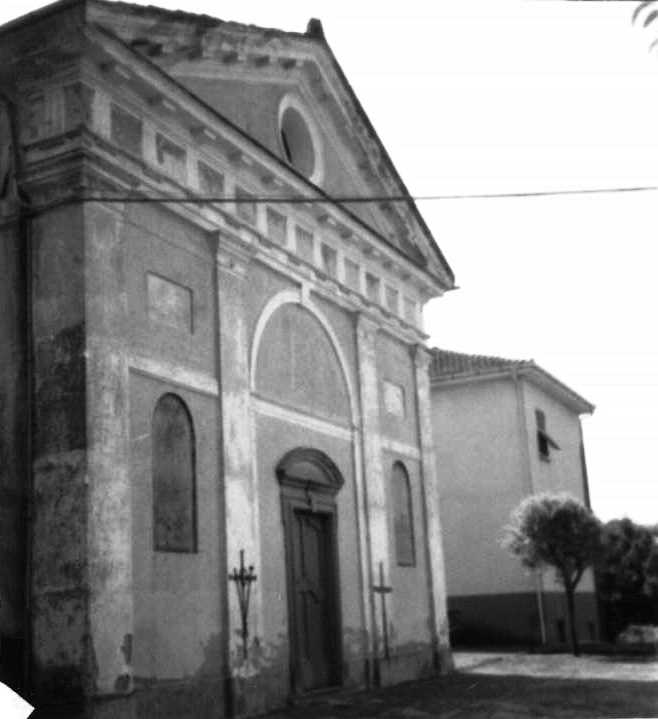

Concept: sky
[[3, 0, 658, 525]]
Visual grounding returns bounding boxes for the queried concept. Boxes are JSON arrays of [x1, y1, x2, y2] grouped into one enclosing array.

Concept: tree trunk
[[564, 581, 580, 656]]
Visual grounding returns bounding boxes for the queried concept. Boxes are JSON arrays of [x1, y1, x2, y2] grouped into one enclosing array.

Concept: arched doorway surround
[[276, 448, 344, 694]]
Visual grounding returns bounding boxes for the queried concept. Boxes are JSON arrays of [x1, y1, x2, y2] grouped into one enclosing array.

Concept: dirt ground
[[267, 651, 658, 719]]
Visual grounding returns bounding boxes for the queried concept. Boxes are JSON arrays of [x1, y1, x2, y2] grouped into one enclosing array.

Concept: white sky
[[3, 0, 658, 525]]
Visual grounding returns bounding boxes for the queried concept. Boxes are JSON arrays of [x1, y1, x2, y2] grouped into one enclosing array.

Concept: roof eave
[[519, 365, 595, 416], [319, 40, 455, 287], [430, 362, 594, 415], [79, 21, 451, 287]]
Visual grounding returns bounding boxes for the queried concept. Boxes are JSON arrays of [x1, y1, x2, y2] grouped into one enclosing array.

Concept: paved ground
[[455, 650, 658, 682], [267, 651, 658, 719]]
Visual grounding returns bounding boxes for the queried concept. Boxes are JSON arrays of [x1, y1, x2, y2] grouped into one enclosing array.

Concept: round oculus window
[[279, 106, 316, 179]]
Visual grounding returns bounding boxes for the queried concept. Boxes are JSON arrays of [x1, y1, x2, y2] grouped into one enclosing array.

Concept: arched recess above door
[[253, 299, 351, 424]]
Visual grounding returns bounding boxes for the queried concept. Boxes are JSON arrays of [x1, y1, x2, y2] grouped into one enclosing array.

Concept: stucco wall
[[30, 204, 90, 706], [522, 380, 587, 499], [382, 453, 431, 651], [312, 292, 359, 408], [124, 203, 216, 375], [255, 415, 365, 693], [433, 374, 599, 646], [255, 302, 350, 423], [121, 200, 226, 693], [376, 333, 419, 445], [0, 221, 27, 688], [431, 378, 533, 597], [521, 379, 595, 596], [129, 374, 224, 681], [0, 3, 449, 709], [244, 263, 296, 357], [177, 78, 387, 235]]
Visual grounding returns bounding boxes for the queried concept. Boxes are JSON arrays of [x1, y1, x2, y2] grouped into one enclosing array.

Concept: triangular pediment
[[89, 0, 454, 285]]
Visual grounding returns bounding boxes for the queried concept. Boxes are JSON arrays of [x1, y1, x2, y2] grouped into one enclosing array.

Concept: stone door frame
[[276, 448, 344, 695]]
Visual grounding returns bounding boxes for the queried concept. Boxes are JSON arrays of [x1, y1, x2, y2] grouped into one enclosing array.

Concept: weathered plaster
[[217, 236, 264, 715], [412, 345, 452, 672], [355, 313, 392, 679], [0, 218, 27, 690], [129, 374, 223, 686], [84, 203, 134, 697], [249, 289, 358, 424], [0, 2, 456, 713]]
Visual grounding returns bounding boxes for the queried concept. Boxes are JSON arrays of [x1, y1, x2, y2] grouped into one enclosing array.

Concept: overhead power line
[[57, 184, 658, 205]]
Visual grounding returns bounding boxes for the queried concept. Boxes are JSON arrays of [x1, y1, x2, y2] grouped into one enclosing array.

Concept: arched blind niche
[[392, 461, 415, 566], [152, 393, 197, 553], [255, 303, 350, 423]]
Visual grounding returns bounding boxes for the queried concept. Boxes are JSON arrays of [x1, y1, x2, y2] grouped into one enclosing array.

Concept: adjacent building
[[0, 1, 455, 716], [430, 349, 599, 646]]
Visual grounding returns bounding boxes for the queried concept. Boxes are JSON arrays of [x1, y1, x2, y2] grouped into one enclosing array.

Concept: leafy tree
[[643, 539, 658, 599], [502, 493, 602, 656], [633, 1, 658, 53], [597, 518, 658, 635]]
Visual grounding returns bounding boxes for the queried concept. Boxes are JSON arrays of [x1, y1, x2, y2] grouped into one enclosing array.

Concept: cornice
[[215, 227, 256, 279], [10, 35, 439, 333], [80, 21, 450, 293], [356, 312, 380, 346], [2, 0, 454, 286], [411, 344, 433, 373], [16, 124, 429, 345], [168, 31, 429, 268], [430, 364, 594, 416]]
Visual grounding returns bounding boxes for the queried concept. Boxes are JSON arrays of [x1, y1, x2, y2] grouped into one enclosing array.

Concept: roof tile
[[429, 348, 532, 380]]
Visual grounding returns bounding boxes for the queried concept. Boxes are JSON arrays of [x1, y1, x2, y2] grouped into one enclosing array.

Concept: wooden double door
[[285, 506, 341, 693]]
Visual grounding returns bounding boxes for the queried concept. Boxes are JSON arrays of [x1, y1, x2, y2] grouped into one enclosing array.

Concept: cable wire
[[33, 183, 658, 207]]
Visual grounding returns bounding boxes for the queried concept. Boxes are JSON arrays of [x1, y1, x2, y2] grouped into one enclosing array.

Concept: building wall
[[521, 380, 589, 505], [254, 415, 361, 708], [0, 4, 451, 714], [376, 333, 419, 447], [383, 452, 433, 676], [432, 378, 533, 598], [520, 379, 599, 641], [432, 374, 599, 647], [169, 77, 389, 236], [30, 204, 92, 709], [0, 217, 27, 690], [375, 333, 434, 679], [124, 203, 217, 377], [129, 375, 224, 694], [122, 195, 226, 703]]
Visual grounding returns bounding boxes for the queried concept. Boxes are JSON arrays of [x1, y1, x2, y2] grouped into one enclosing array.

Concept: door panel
[[290, 510, 335, 691]]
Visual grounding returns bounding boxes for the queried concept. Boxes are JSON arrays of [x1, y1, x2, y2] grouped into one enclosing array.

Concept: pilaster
[[216, 233, 264, 716], [412, 344, 453, 673], [355, 313, 391, 683], [30, 202, 89, 711], [84, 201, 134, 699]]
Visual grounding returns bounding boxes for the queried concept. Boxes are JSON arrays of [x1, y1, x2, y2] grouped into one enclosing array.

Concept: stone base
[[377, 645, 437, 687], [448, 591, 600, 647], [39, 678, 227, 719], [30, 648, 448, 717]]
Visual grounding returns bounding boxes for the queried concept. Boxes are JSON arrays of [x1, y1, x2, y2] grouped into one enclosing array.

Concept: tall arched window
[[152, 393, 197, 552], [392, 461, 415, 566]]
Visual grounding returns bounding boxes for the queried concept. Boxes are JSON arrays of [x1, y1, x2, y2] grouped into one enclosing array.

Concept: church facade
[[0, 2, 454, 717]]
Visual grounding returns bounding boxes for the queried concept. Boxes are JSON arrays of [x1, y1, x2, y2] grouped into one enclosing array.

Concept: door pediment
[[276, 448, 344, 496]]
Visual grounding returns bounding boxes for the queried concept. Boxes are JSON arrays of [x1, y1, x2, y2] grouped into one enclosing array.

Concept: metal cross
[[228, 549, 257, 661], [372, 561, 392, 661]]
